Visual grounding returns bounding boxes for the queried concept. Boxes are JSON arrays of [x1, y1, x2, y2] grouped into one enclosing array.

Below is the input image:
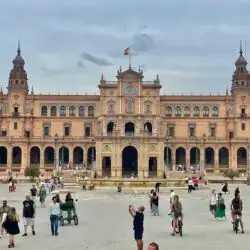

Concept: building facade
[[0, 45, 250, 178]]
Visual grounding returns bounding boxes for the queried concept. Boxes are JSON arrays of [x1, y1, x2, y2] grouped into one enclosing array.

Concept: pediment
[[117, 67, 143, 81]]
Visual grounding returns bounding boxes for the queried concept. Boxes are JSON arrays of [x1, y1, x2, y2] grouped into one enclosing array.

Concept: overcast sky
[[0, 0, 250, 95]]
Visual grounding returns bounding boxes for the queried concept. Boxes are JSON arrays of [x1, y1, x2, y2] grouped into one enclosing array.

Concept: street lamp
[[203, 133, 207, 172], [195, 136, 198, 169], [247, 139, 250, 185], [91, 138, 95, 169], [166, 136, 169, 169], [61, 137, 64, 169], [54, 133, 58, 169]]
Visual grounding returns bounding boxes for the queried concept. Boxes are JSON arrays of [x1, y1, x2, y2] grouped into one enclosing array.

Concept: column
[[200, 146, 205, 173], [157, 142, 164, 177], [95, 142, 102, 177], [69, 146, 73, 168], [55, 146, 59, 168], [214, 146, 219, 174], [172, 147, 176, 171], [83, 145, 88, 168], [186, 147, 190, 171], [21, 145, 28, 173], [40, 146, 44, 169], [231, 145, 237, 170], [7, 146, 12, 172]]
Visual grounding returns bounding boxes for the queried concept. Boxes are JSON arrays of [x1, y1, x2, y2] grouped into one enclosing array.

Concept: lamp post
[[91, 138, 95, 169], [247, 139, 250, 185], [166, 136, 169, 169], [54, 133, 58, 169], [61, 137, 64, 169], [203, 133, 207, 173], [195, 136, 198, 169]]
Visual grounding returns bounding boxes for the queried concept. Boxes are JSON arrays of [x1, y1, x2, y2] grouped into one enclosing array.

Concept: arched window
[[69, 106, 75, 116], [203, 106, 209, 117], [60, 106, 66, 116], [212, 106, 218, 117], [79, 106, 85, 116], [165, 106, 172, 116], [88, 106, 94, 117], [193, 106, 200, 116], [41, 106, 47, 116], [127, 102, 133, 113], [50, 106, 57, 116], [184, 106, 190, 116], [175, 106, 181, 116]]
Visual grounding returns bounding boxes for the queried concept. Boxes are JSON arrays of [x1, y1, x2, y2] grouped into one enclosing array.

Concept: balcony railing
[[125, 132, 134, 136], [12, 112, 20, 118]]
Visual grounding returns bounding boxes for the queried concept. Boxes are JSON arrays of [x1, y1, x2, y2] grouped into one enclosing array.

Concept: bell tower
[[8, 42, 28, 94], [231, 41, 250, 94]]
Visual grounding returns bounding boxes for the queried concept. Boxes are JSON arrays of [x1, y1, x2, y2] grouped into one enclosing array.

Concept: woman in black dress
[[3, 207, 20, 248]]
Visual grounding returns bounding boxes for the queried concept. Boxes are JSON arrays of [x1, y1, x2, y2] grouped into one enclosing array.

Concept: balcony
[[12, 112, 20, 118], [125, 132, 134, 136], [240, 113, 247, 119]]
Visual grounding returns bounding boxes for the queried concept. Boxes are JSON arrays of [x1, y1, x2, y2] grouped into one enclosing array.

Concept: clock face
[[123, 86, 138, 95]]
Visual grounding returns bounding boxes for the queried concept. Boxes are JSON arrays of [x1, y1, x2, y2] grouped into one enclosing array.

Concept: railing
[[125, 132, 134, 136], [12, 112, 20, 118], [148, 171, 157, 178]]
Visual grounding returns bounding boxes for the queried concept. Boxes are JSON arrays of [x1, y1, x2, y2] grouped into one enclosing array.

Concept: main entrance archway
[[122, 146, 138, 177]]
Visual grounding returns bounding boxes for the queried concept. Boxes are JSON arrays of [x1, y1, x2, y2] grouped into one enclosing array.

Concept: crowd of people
[[0, 173, 246, 249]]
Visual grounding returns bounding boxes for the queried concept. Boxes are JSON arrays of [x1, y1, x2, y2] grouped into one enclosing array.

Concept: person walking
[[0, 200, 11, 237], [129, 205, 145, 250], [148, 242, 159, 250], [30, 185, 37, 204], [2, 207, 20, 248], [155, 182, 161, 193], [39, 184, 47, 207], [22, 195, 36, 236], [49, 196, 60, 236], [151, 192, 159, 216], [187, 178, 193, 193], [215, 193, 226, 219], [209, 188, 217, 217], [168, 189, 175, 215]]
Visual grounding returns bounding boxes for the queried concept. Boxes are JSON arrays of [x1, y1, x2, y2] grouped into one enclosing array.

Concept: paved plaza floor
[[0, 184, 249, 249]]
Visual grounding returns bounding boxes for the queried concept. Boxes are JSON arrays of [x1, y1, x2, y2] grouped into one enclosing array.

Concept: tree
[[224, 169, 240, 182], [24, 166, 40, 180]]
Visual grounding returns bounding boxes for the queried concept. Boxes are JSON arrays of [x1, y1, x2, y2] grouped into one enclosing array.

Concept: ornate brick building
[[0, 45, 249, 178]]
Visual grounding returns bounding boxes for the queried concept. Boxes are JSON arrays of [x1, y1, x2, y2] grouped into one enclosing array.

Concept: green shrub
[[224, 169, 240, 182], [24, 166, 40, 180]]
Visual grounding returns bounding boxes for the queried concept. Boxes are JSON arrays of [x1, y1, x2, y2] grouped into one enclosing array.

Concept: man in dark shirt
[[129, 205, 145, 250], [22, 195, 36, 236], [30, 185, 37, 203]]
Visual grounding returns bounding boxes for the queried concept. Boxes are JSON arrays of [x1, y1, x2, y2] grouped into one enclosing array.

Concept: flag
[[124, 47, 130, 55]]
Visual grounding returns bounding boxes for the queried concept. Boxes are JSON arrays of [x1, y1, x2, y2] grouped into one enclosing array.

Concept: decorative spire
[[240, 40, 243, 56], [101, 74, 104, 81], [226, 86, 229, 96], [17, 40, 21, 56], [31, 86, 34, 95]]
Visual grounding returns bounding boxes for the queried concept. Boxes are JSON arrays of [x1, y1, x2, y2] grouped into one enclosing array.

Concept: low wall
[[79, 178, 186, 188]]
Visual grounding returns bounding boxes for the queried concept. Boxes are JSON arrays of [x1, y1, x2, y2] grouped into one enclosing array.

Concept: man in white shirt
[[209, 188, 217, 217], [168, 190, 176, 215], [49, 196, 60, 236]]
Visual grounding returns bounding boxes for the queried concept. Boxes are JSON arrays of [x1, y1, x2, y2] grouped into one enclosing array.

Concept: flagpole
[[129, 47, 131, 67]]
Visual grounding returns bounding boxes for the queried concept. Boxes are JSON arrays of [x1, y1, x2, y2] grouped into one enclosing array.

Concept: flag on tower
[[124, 47, 130, 55]]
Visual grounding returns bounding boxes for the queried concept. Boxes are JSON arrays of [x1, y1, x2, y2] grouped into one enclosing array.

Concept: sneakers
[[22, 233, 27, 237], [0, 234, 3, 238], [32, 231, 36, 235], [55, 232, 58, 236]]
